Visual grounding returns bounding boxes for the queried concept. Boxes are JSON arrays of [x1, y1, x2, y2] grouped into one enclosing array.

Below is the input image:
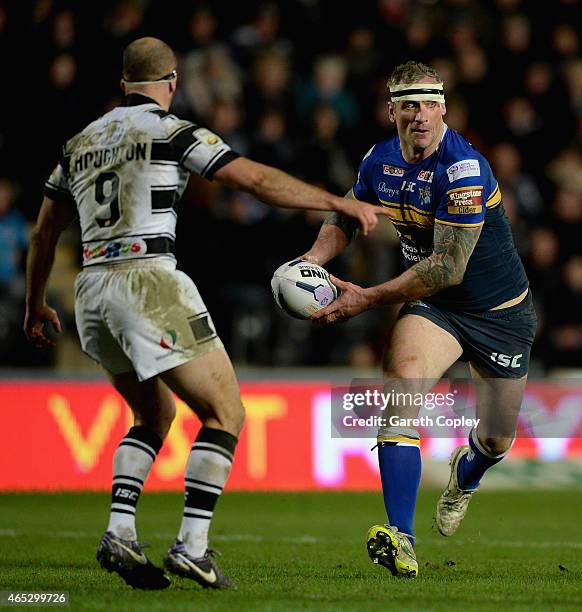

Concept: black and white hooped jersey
[[44, 93, 239, 267]]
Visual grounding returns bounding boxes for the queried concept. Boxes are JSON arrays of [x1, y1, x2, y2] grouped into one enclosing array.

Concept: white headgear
[[389, 82, 445, 103]]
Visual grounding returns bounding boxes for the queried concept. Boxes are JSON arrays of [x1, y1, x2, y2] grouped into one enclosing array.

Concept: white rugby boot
[[435, 445, 477, 536]]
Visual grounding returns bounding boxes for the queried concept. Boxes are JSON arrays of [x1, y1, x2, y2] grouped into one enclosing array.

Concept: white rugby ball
[[271, 260, 338, 319]]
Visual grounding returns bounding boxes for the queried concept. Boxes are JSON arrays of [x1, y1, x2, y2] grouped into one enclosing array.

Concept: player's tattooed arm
[[313, 222, 482, 323], [300, 190, 359, 266], [412, 223, 482, 293], [322, 210, 359, 243], [353, 222, 483, 312]]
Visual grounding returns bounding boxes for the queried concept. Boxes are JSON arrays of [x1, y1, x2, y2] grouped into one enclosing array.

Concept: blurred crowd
[[1, 0, 581, 373]]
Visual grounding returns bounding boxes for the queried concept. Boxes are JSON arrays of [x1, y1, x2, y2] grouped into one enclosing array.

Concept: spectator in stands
[[208, 98, 250, 157], [489, 142, 544, 224], [0, 178, 32, 365], [545, 256, 582, 369], [548, 186, 582, 261], [177, 44, 241, 124], [0, 179, 27, 296], [249, 108, 295, 170], [231, 2, 292, 69], [243, 50, 295, 132], [297, 103, 353, 195], [524, 227, 561, 366], [296, 55, 360, 131]]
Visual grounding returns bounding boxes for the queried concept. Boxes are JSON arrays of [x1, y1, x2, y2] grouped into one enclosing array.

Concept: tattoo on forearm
[[413, 223, 482, 293], [323, 212, 358, 242]]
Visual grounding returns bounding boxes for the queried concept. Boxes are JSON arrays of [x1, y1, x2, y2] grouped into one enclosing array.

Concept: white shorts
[[74, 259, 223, 381]]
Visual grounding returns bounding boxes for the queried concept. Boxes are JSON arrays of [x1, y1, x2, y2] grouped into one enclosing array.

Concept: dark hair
[[122, 37, 176, 82]]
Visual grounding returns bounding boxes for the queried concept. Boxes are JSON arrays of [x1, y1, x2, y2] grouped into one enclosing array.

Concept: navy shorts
[[398, 291, 537, 378]]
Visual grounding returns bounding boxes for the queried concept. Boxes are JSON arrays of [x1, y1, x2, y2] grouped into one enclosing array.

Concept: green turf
[[0, 490, 581, 611]]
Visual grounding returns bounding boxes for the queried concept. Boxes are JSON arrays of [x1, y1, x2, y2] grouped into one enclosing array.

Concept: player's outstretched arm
[[213, 157, 388, 236], [24, 196, 77, 348], [312, 223, 482, 324], [300, 190, 360, 266]]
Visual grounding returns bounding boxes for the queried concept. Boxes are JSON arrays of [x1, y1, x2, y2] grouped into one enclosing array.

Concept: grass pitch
[[1, 490, 581, 611]]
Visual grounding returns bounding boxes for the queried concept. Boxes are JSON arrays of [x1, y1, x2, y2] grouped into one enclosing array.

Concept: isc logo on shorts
[[490, 352, 522, 368]]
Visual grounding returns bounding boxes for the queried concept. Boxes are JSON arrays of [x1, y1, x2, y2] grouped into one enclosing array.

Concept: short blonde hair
[[387, 61, 443, 97]]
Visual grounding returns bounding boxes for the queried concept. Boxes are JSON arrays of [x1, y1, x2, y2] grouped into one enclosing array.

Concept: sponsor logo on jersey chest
[[417, 170, 434, 182], [383, 165, 404, 176], [377, 182, 400, 197]]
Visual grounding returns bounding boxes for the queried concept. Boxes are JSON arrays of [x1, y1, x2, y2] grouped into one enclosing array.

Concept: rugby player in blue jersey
[[301, 61, 537, 578]]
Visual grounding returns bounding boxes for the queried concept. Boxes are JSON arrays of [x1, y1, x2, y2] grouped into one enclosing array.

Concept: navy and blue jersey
[[352, 125, 529, 312]]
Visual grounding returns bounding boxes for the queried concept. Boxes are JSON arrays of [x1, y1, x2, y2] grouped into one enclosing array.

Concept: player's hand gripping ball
[[271, 260, 338, 319]]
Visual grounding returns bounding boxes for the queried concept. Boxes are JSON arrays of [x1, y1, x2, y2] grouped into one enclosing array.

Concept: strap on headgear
[[389, 82, 445, 103]]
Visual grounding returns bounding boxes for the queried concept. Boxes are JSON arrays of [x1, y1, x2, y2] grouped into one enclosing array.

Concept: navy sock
[[377, 436, 421, 546], [457, 430, 505, 490]]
